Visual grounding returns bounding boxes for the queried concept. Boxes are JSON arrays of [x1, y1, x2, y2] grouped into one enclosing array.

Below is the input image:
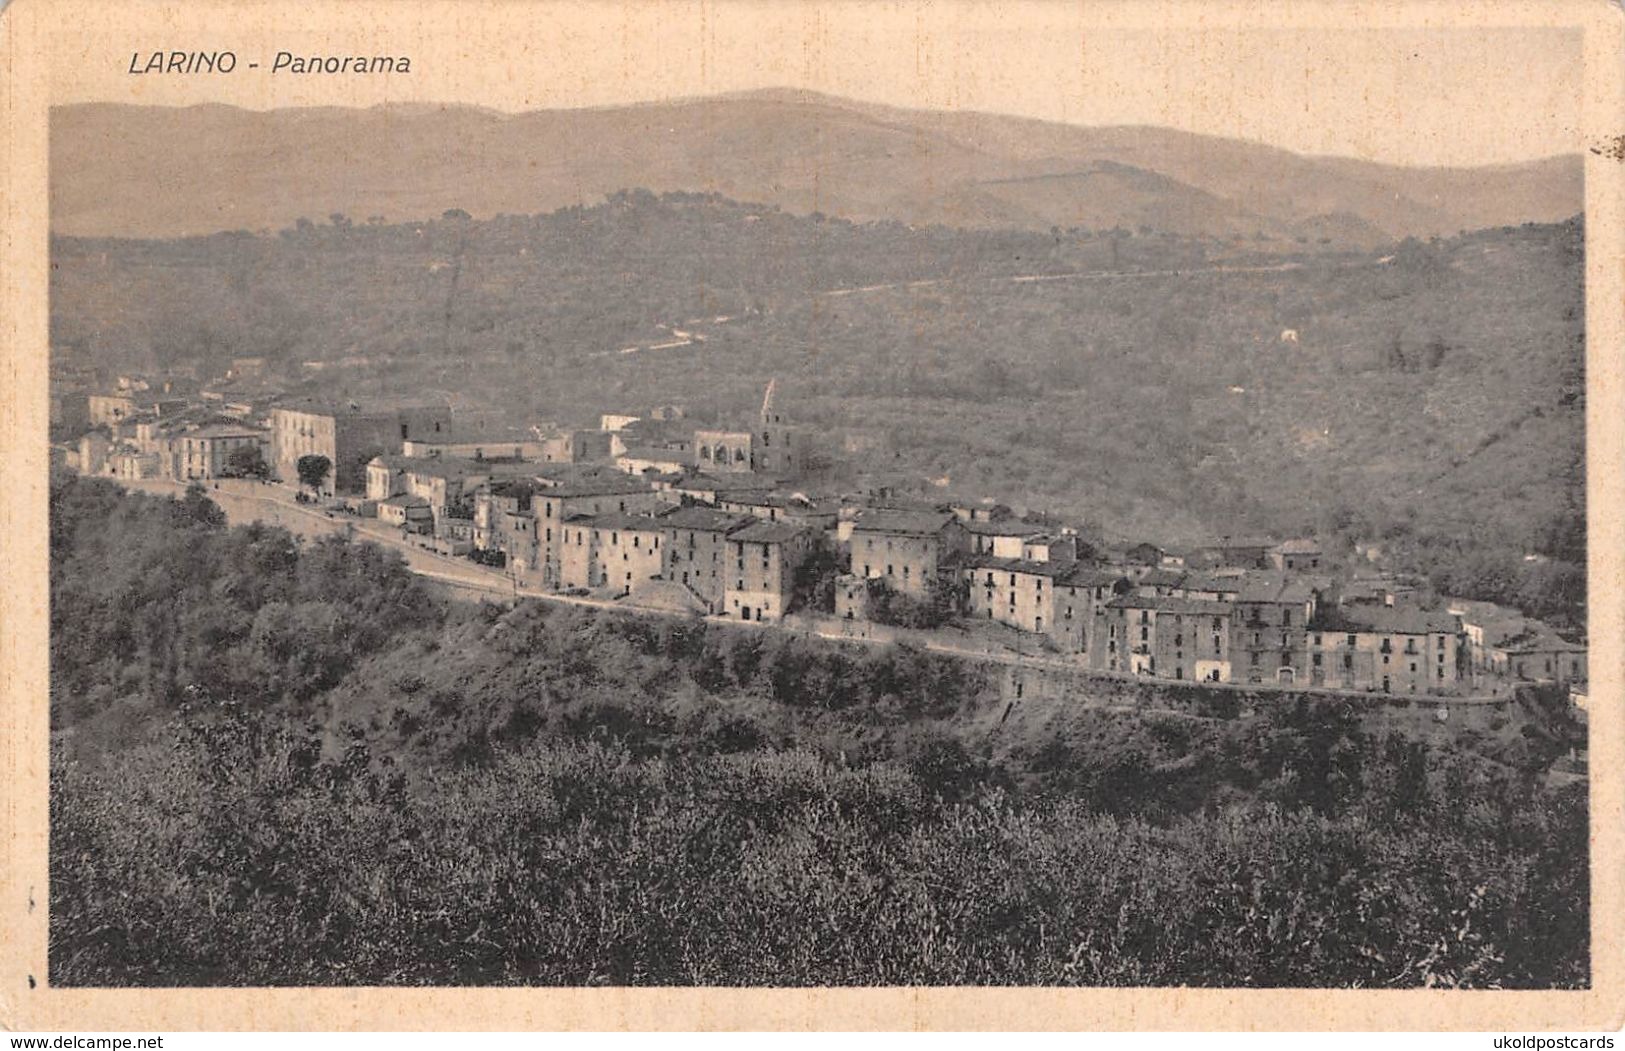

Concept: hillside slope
[[50, 196, 1586, 623], [50, 91, 1580, 243]]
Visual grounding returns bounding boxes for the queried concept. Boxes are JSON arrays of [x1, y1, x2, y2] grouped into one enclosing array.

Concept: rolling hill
[[49, 90, 1581, 244], [49, 194, 1586, 626]]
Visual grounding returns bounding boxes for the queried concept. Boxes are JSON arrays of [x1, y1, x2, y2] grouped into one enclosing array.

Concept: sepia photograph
[[5, 0, 1624, 1031]]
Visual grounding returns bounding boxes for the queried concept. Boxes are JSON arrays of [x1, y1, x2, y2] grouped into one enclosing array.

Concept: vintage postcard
[[1, 0, 1622, 1033]]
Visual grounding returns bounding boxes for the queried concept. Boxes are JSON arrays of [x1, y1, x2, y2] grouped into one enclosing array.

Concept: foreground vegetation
[[49, 479, 1588, 987]]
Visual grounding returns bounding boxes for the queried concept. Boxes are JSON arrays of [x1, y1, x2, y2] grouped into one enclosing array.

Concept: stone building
[[1270, 538, 1325, 572], [616, 447, 692, 477], [473, 481, 541, 568], [1098, 594, 1234, 682], [171, 423, 270, 481], [963, 558, 1069, 637], [1229, 575, 1318, 686], [271, 399, 453, 495], [528, 477, 665, 587], [1307, 606, 1462, 694], [724, 520, 816, 622], [751, 379, 798, 477], [556, 513, 665, 595], [693, 429, 754, 473], [1196, 536, 1279, 571], [659, 506, 756, 612], [964, 518, 1053, 559], [849, 509, 971, 599], [1490, 631, 1586, 686]]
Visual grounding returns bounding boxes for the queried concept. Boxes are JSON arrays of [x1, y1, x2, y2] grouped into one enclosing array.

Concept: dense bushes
[[49, 481, 1589, 987], [52, 724, 1588, 987], [50, 476, 442, 728]]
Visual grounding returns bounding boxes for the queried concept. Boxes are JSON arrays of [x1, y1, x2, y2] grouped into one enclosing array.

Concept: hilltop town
[[55, 365, 1588, 704]]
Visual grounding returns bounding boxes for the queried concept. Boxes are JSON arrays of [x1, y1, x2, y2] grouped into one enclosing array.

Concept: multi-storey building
[[848, 509, 970, 598], [1196, 536, 1279, 571], [367, 456, 534, 520], [528, 477, 665, 587], [556, 513, 666, 595], [1307, 606, 1461, 694], [271, 399, 453, 495], [1097, 594, 1235, 682], [171, 423, 270, 481], [1226, 575, 1318, 685], [724, 520, 816, 622], [963, 517, 1053, 559], [473, 481, 541, 568], [963, 558, 1069, 637], [660, 507, 756, 612]]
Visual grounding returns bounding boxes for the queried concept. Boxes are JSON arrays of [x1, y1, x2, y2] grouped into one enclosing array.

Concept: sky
[[52, 3, 1586, 167]]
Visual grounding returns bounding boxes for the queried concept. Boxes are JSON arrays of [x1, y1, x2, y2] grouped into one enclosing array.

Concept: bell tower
[[754, 379, 797, 477]]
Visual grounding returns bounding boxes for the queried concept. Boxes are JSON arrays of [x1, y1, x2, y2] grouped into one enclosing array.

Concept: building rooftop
[[182, 423, 269, 439], [1312, 605, 1458, 635], [658, 506, 757, 533], [1108, 594, 1235, 616], [1061, 566, 1127, 588], [1234, 573, 1317, 605], [274, 396, 451, 417], [1176, 571, 1245, 594], [379, 494, 431, 508], [536, 476, 656, 499], [731, 520, 810, 544], [963, 517, 1050, 537], [964, 556, 1078, 580], [852, 509, 957, 536], [1273, 537, 1323, 555], [718, 490, 830, 509], [674, 472, 776, 492], [1496, 629, 1586, 653]]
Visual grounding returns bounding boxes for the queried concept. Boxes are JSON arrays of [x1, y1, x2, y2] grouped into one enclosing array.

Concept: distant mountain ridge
[[50, 89, 1581, 243]]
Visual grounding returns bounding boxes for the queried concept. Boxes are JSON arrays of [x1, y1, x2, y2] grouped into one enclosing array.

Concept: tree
[[226, 444, 269, 479], [296, 454, 331, 497], [175, 482, 227, 530], [788, 542, 844, 614]]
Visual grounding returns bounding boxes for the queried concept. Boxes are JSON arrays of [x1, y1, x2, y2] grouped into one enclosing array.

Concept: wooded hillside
[[50, 479, 1589, 986]]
